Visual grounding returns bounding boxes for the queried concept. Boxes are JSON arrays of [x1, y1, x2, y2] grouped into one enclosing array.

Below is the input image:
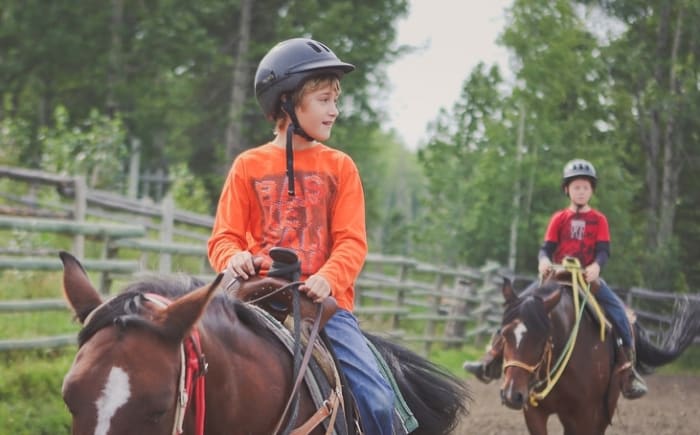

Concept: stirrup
[[622, 377, 647, 399], [620, 366, 647, 399]]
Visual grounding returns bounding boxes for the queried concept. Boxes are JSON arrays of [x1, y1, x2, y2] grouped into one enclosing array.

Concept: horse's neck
[[550, 289, 577, 348]]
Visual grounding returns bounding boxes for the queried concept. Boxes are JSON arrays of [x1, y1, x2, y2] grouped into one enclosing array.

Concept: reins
[[243, 280, 341, 435], [504, 257, 606, 407]]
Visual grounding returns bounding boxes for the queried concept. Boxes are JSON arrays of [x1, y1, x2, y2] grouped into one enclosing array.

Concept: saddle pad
[[364, 337, 419, 434], [251, 304, 418, 434]]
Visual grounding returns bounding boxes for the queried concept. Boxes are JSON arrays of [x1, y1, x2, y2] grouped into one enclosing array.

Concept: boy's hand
[[300, 274, 331, 303], [226, 251, 261, 280], [584, 262, 600, 283], [538, 257, 552, 276]]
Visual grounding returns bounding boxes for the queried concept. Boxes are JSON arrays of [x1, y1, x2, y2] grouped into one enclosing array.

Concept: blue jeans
[[324, 309, 394, 435], [596, 279, 633, 347]]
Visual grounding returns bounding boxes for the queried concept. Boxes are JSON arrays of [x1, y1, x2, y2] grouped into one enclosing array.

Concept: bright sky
[[385, 0, 512, 150]]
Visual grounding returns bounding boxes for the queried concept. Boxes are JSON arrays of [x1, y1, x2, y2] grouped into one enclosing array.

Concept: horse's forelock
[[519, 296, 551, 335], [501, 290, 552, 336]]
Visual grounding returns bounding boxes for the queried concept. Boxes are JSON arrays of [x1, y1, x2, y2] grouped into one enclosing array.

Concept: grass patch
[[0, 311, 79, 339], [0, 349, 73, 435]]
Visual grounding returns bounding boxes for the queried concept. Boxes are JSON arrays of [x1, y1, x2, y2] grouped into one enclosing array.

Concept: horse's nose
[[500, 387, 525, 410]]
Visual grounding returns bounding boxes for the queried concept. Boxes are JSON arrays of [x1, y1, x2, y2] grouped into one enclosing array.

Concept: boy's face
[[566, 178, 593, 207], [296, 83, 339, 142]]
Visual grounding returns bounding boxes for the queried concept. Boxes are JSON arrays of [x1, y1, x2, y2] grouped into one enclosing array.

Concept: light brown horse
[[59, 252, 470, 434], [498, 277, 700, 435]]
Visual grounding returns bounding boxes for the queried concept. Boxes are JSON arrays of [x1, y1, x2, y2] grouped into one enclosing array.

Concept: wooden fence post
[[473, 261, 501, 346], [422, 272, 446, 355], [100, 236, 118, 295], [159, 193, 174, 273], [72, 175, 87, 258], [127, 138, 141, 199], [444, 277, 472, 349], [392, 260, 411, 330]]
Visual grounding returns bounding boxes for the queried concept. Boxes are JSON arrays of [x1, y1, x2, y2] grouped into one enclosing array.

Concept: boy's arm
[[538, 212, 561, 274], [594, 241, 610, 268], [207, 160, 251, 272], [594, 212, 611, 269], [316, 157, 367, 299], [538, 241, 557, 261]]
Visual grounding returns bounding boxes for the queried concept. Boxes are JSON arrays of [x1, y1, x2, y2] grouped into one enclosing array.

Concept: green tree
[[0, 0, 410, 238], [580, 0, 700, 289]]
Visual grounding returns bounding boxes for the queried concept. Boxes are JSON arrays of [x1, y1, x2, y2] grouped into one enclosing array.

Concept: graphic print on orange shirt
[[253, 170, 335, 275]]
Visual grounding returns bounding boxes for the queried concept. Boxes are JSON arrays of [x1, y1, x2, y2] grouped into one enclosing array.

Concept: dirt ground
[[454, 374, 700, 435]]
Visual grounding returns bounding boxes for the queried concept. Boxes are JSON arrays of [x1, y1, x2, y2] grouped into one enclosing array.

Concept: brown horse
[[59, 252, 470, 435], [498, 277, 700, 435]]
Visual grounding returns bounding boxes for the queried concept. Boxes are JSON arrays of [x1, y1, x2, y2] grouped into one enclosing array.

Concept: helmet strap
[[284, 123, 296, 196], [281, 100, 314, 197]]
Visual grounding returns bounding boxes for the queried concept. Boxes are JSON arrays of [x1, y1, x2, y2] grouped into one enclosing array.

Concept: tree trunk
[[107, 0, 124, 117], [225, 0, 253, 163], [657, 7, 683, 248], [643, 2, 671, 250], [639, 101, 660, 251], [508, 105, 525, 272]]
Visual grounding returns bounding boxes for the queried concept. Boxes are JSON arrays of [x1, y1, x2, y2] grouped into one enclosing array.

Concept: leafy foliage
[[40, 106, 127, 189], [1, 0, 699, 292]]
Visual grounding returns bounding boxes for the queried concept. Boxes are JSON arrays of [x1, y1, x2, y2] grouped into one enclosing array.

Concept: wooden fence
[[1, 166, 696, 354]]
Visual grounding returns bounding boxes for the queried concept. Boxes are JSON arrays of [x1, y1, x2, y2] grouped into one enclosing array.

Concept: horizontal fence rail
[[1, 166, 698, 354]]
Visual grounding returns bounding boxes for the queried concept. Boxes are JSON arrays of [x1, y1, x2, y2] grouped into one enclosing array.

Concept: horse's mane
[[77, 275, 275, 347]]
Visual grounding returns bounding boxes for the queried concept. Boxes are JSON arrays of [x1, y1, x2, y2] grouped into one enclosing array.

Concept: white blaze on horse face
[[514, 322, 528, 349], [94, 366, 131, 435]]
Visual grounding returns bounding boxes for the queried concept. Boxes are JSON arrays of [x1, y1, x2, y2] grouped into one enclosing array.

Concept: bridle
[[79, 292, 208, 435], [502, 334, 555, 405], [143, 293, 208, 435]]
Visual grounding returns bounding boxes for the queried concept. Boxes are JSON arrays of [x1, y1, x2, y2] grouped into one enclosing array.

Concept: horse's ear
[[60, 251, 103, 324], [502, 278, 517, 303], [542, 288, 562, 312], [158, 274, 224, 342]]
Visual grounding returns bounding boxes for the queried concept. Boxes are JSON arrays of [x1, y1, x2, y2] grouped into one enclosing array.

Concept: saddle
[[226, 248, 349, 433], [225, 247, 337, 330], [547, 268, 601, 294], [546, 267, 637, 331], [227, 248, 417, 434]]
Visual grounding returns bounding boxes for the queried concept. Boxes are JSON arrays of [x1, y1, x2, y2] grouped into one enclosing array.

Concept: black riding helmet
[[561, 159, 597, 193], [255, 38, 355, 121], [254, 38, 354, 196]]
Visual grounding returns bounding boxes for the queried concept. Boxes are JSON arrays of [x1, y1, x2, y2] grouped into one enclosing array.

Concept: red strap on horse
[[184, 329, 207, 435], [143, 293, 207, 435]]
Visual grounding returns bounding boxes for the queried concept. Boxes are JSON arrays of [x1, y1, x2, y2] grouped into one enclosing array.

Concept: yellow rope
[[529, 257, 606, 406], [564, 257, 606, 342]]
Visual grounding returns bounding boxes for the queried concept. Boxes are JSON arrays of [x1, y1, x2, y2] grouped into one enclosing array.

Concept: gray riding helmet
[[254, 37, 355, 120], [562, 159, 597, 192]]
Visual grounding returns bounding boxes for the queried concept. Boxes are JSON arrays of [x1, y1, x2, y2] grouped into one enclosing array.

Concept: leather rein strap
[[246, 281, 340, 435]]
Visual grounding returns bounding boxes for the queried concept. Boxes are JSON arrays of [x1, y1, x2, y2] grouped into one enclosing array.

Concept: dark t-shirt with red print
[[543, 208, 610, 266]]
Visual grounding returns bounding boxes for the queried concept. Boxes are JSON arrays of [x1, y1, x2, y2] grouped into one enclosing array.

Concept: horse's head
[[59, 252, 222, 435], [499, 278, 561, 410]]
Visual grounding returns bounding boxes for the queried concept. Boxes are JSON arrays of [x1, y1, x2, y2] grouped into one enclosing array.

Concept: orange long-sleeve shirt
[[208, 142, 367, 311]]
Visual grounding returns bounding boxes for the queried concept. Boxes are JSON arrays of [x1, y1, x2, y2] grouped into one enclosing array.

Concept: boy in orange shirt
[[208, 38, 394, 433], [463, 159, 647, 399]]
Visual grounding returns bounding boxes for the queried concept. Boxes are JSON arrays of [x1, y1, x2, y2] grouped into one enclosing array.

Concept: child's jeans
[[324, 309, 395, 435]]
